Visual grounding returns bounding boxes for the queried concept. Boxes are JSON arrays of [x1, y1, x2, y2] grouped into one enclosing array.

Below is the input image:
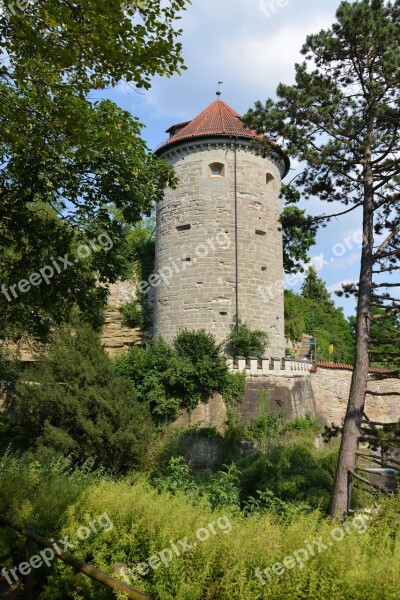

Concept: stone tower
[[153, 99, 289, 357]]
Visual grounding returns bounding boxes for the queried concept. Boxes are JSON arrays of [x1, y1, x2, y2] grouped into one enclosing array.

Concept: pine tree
[[244, 0, 400, 518]]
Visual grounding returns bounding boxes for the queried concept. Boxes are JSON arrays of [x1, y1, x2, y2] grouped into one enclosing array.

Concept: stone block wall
[[311, 365, 400, 425], [154, 138, 287, 356]]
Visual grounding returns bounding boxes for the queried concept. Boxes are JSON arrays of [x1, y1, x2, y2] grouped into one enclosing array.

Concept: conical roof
[[156, 100, 264, 154]]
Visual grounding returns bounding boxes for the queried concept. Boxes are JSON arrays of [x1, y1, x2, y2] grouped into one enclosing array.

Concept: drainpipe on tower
[[233, 136, 239, 331]]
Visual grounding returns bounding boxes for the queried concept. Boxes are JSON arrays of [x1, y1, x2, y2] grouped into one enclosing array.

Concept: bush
[[122, 299, 143, 328], [7, 326, 154, 474], [227, 318, 268, 358], [115, 330, 243, 421], [238, 439, 337, 511]]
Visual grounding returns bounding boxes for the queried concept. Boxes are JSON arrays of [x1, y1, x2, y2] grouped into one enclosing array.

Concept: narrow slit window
[[176, 224, 191, 232], [256, 230, 267, 236], [219, 311, 228, 316], [266, 173, 275, 188]]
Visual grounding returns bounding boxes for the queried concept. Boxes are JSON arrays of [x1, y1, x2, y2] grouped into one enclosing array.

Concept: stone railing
[[226, 357, 312, 377]]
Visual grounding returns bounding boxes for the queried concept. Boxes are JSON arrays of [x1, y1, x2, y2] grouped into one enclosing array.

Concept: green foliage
[[301, 267, 333, 304], [115, 330, 240, 421], [1, 452, 399, 599], [239, 439, 337, 511], [284, 290, 306, 342], [284, 286, 355, 363], [0, 0, 186, 340], [0, 347, 21, 400], [156, 456, 198, 498], [246, 413, 284, 440], [223, 371, 246, 406], [369, 307, 400, 369], [207, 464, 241, 510], [125, 216, 156, 284], [281, 201, 317, 274], [0, 0, 189, 92], [7, 326, 154, 474], [227, 318, 268, 358], [122, 300, 144, 328]]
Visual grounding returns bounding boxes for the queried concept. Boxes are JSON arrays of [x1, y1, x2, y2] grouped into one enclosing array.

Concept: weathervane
[[216, 81, 223, 97]]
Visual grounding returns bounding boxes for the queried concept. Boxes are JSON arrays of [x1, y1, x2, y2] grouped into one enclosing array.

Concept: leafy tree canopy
[[0, 0, 188, 91], [0, 1, 187, 339]]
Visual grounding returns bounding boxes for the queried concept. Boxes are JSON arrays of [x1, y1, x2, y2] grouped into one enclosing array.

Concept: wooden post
[[0, 514, 150, 600]]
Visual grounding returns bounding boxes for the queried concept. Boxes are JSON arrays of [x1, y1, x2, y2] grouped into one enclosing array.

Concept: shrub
[[115, 330, 242, 421], [122, 299, 143, 328], [238, 439, 337, 511], [7, 326, 154, 474], [207, 464, 241, 510], [227, 318, 268, 358]]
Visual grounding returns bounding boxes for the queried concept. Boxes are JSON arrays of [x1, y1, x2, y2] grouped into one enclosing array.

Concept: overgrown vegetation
[[0, 452, 398, 600], [6, 327, 154, 474], [227, 318, 268, 358], [115, 329, 245, 421], [284, 268, 355, 362]]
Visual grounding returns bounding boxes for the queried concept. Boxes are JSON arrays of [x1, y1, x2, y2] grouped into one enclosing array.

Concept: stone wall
[[101, 280, 141, 357], [233, 375, 315, 424], [172, 394, 227, 430], [311, 365, 400, 425], [154, 137, 286, 356]]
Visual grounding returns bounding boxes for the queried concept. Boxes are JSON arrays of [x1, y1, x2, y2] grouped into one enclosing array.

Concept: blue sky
[[97, 0, 395, 317]]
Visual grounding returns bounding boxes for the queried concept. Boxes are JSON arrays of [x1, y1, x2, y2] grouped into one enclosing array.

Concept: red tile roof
[[314, 361, 397, 375], [156, 100, 264, 153]]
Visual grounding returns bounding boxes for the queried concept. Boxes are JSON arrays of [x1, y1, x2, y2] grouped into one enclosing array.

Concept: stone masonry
[[311, 364, 400, 426], [154, 137, 287, 356]]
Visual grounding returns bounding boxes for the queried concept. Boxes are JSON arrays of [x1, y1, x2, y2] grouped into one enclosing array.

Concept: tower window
[[256, 230, 267, 236], [266, 173, 275, 189], [176, 224, 191, 232], [209, 162, 225, 177]]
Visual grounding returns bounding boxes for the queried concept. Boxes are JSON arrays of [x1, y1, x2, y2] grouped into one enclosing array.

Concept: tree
[[0, 0, 188, 92], [0, 93, 176, 338], [301, 266, 333, 304], [244, 0, 400, 518], [284, 290, 355, 363], [8, 326, 154, 474], [0, 0, 188, 338], [280, 184, 318, 274]]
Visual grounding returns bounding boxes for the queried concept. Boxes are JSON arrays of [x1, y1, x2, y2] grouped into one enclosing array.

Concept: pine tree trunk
[[329, 145, 374, 520]]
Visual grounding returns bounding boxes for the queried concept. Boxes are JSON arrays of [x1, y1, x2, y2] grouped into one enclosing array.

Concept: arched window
[[266, 173, 275, 189], [209, 162, 225, 177]]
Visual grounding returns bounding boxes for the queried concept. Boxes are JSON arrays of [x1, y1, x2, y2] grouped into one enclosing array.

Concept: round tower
[[153, 99, 289, 357]]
